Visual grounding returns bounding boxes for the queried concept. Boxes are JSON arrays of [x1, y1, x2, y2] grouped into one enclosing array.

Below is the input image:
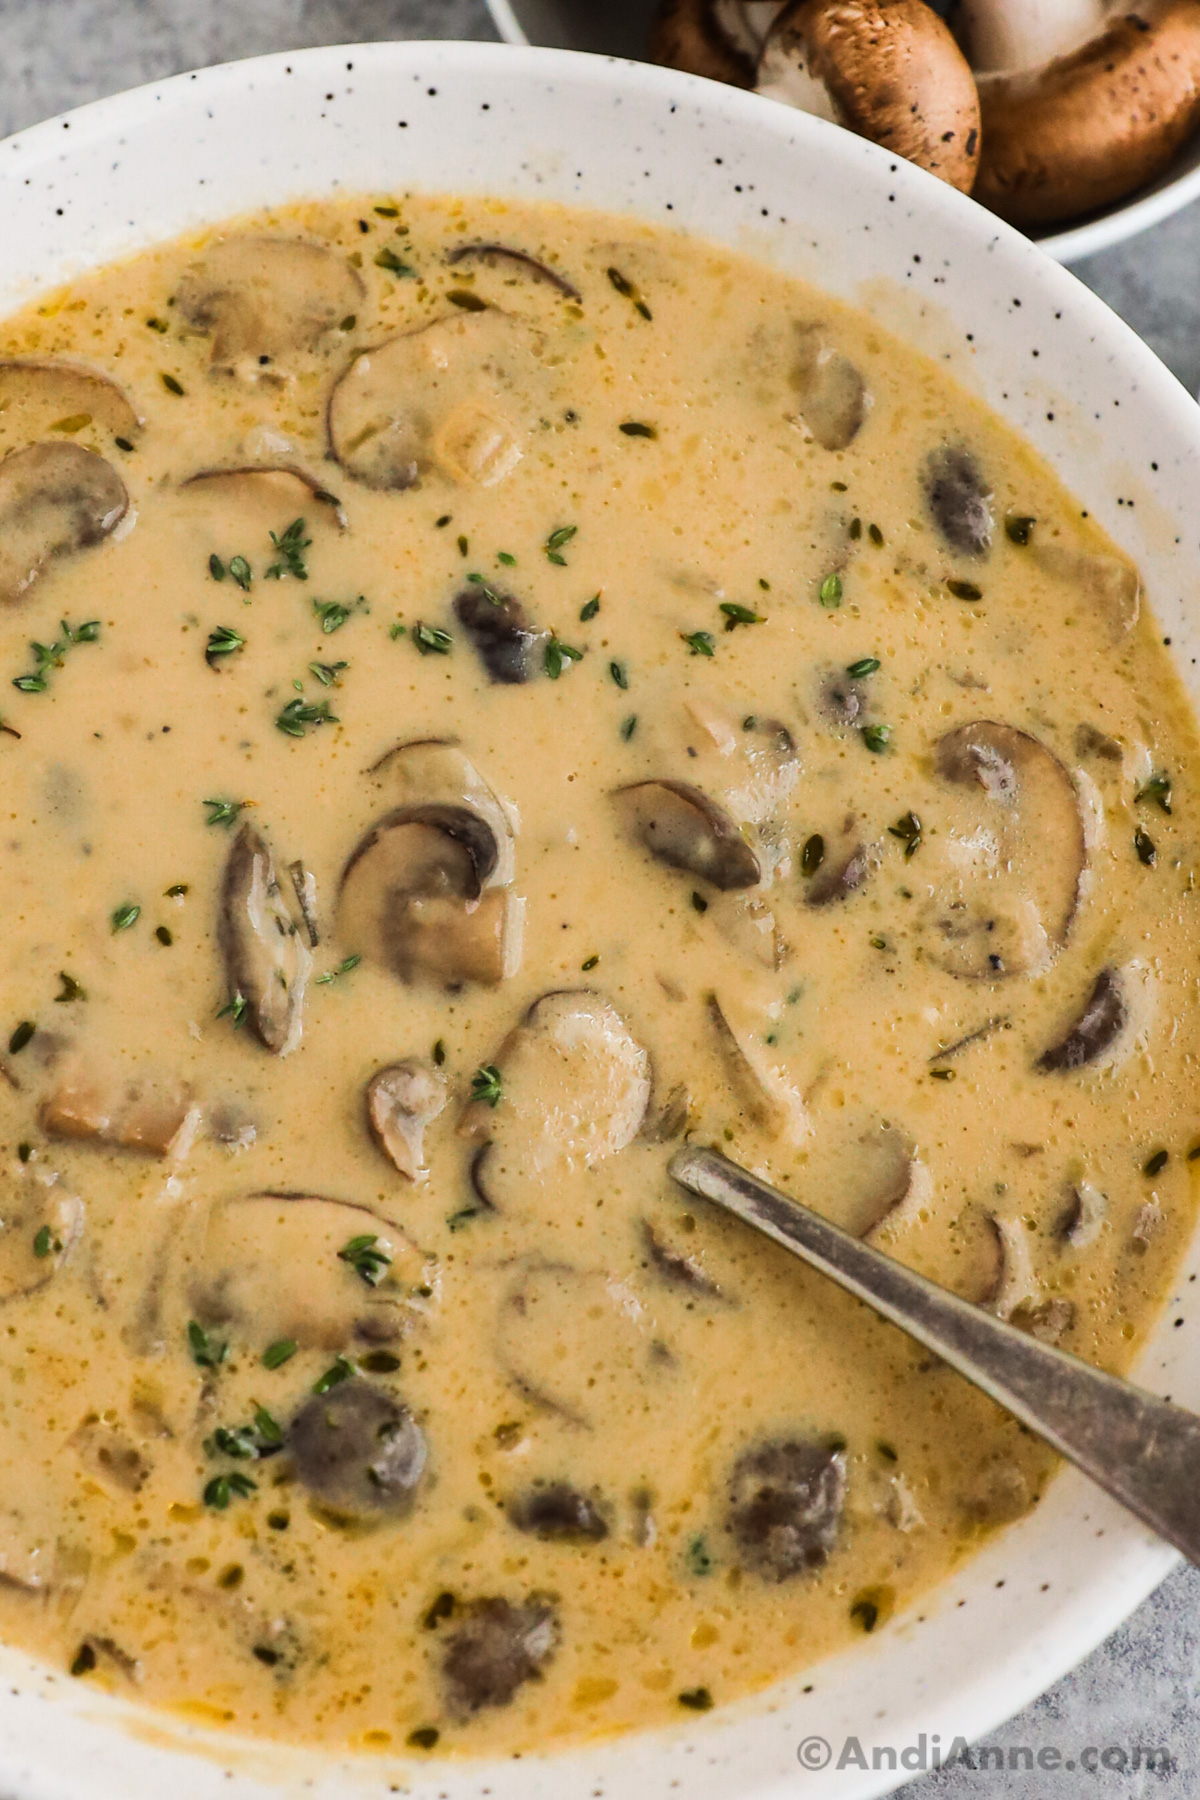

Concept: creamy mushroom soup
[[0, 194, 1195, 1757]]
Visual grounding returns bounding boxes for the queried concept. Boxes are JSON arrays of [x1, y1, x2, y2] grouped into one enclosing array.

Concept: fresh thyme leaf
[[606, 265, 652, 320], [312, 1355, 356, 1395], [205, 625, 245, 667], [947, 579, 982, 601], [719, 602, 762, 630], [389, 621, 407, 639], [146, 316, 169, 334], [316, 953, 361, 985], [929, 1068, 955, 1082], [414, 622, 453, 656], [846, 657, 880, 679], [217, 991, 249, 1029], [1134, 826, 1157, 866], [470, 1063, 503, 1108], [545, 524, 577, 565], [155, 926, 173, 946], [338, 1232, 393, 1287], [619, 421, 657, 439], [580, 595, 600, 621], [888, 811, 923, 857], [111, 902, 140, 933], [264, 518, 310, 582], [252, 1403, 283, 1445], [497, 551, 516, 567], [685, 1534, 713, 1577], [581, 953, 600, 971], [204, 1471, 257, 1509], [375, 246, 417, 277], [681, 630, 715, 657], [800, 834, 825, 878], [208, 1425, 258, 1460], [1137, 771, 1173, 814], [861, 724, 891, 754], [209, 553, 226, 581], [447, 288, 488, 312], [165, 885, 188, 897], [1144, 1148, 1169, 1176], [314, 599, 355, 633], [308, 659, 348, 687], [609, 660, 628, 689], [620, 713, 637, 741], [161, 373, 185, 396], [203, 798, 246, 828], [33, 1225, 58, 1259], [276, 696, 338, 737], [819, 573, 843, 608], [446, 1206, 480, 1233], [188, 1319, 227, 1370], [465, 572, 503, 604], [7, 1021, 34, 1055], [262, 1339, 297, 1370], [12, 619, 100, 693], [691, 891, 708, 914], [432, 1038, 446, 1066], [54, 971, 86, 1003], [868, 523, 884, 546], [229, 554, 252, 592], [849, 517, 862, 540], [544, 637, 583, 679]]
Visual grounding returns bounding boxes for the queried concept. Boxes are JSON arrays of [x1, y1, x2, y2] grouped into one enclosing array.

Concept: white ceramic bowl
[[485, 0, 1200, 262], [0, 36, 1198, 1800]]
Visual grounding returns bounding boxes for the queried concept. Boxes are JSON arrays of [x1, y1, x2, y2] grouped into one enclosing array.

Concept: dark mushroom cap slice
[[974, 0, 1200, 227], [0, 357, 143, 451], [923, 444, 993, 557], [1037, 966, 1130, 1072], [757, 0, 981, 192], [794, 1115, 930, 1240], [0, 441, 128, 607], [804, 833, 875, 907], [175, 235, 364, 371], [614, 780, 761, 890], [366, 739, 517, 888], [790, 324, 868, 450], [460, 991, 652, 1179], [289, 1378, 426, 1521], [920, 721, 1086, 979], [219, 824, 311, 1054], [504, 1483, 610, 1543], [1055, 1180, 1107, 1251], [0, 1183, 82, 1303], [445, 242, 582, 301], [180, 463, 347, 530], [453, 585, 544, 685], [441, 1595, 560, 1716], [725, 1437, 846, 1580], [642, 1218, 726, 1299], [496, 1259, 656, 1426], [327, 310, 539, 491], [705, 992, 809, 1142], [366, 1060, 448, 1180], [188, 1192, 437, 1352], [40, 1066, 193, 1157]]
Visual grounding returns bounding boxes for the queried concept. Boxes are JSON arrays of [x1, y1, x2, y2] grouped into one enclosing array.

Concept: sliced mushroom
[[219, 824, 311, 1054], [706, 992, 808, 1139], [175, 236, 364, 373], [789, 325, 868, 450], [0, 442, 128, 606], [987, 1215, 1041, 1320], [497, 1261, 655, 1426], [923, 444, 993, 557], [40, 1068, 193, 1157], [613, 780, 761, 889], [0, 357, 142, 450], [69, 1419, 150, 1494], [1033, 542, 1141, 640], [461, 991, 651, 1177], [817, 667, 868, 727], [0, 1183, 82, 1301], [289, 1379, 426, 1521], [798, 1117, 930, 1240], [180, 464, 347, 529], [367, 739, 517, 888], [919, 721, 1085, 978], [1011, 1296, 1075, 1345], [650, 0, 776, 84], [453, 586, 544, 684], [327, 311, 540, 491], [1037, 967, 1130, 1072], [366, 1061, 448, 1181], [725, 1437, 846, 1580], [288, 861, 320, 946], [0, 1511, 56, 1592], [504, 1483, 610, 1543], [804, 832, 875, 906], [1056, 1179, 1107, 1250], [187, 1192, 437, 1352], [642, 1218, 725, 1299], [441, 1595, 560, 1716], [756, 0, 981, 192], [445, 243, 581, 301], [640, 1082, 693, 1144]]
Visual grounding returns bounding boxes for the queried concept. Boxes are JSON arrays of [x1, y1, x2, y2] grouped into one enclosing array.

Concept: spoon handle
[[670, 1144, 1200, 1567]]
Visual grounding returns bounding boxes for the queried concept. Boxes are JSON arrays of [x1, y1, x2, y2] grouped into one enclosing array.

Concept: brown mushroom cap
[[0, 441, 128, 606], [175, 236, 364, 372], [650, 0, 774, 85], [974, 0, 1200, 227], [758, 0, 982, 193], [218, 823, 312, 1055]]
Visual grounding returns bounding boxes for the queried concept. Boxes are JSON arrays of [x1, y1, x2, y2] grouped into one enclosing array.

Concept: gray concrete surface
[[1, 2, 1198, 1793]]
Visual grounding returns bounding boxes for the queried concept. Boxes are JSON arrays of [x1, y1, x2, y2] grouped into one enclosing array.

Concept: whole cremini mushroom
[[964, 0, 1200, 226], [650, 0, 785, 84]]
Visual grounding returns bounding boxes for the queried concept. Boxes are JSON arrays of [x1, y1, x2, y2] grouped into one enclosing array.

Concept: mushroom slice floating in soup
[[1037, 965, 1132, 1072], [0, 1182, 82, 1301], [454, 585, 545, 685], [0, 441, 128, 606], [1033, 542, 1142, 641], [497, 1261, 657, 1426], [797, 1115, 931, 1241], [460, 991, 651, 1182], [175, 236, 364, 374], [923, 444, 993, 558], [725, 1437, 846, 1580], [1056, 1180, 1107, 1251], [642, 1218, 727, 1300], [289, 1379, 427, 1522], [187, 1192, 437, 1352], [367, 739, 517, 887], [804, 828, 875, 907], [327, 310, 541, 491], [789, 324, 868, 451], [366, 1061, 448, 1181], [440, 1594, 560, 1716], [613, 780, 762, 889], [918, 721, 1086, 979], [504, 1483, 610, 1543], [40, 1067, 194, 1158], [0, 357, 143, 450], [219, 824, 312, 1055], [705, 993, 808, 1141], [180, 463, 347, 529], [444, 241, 582, 302]]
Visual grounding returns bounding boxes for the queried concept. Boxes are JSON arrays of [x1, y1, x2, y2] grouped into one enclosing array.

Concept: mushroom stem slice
[[1036, 966, 1131, 1072], [0, 357, 143, 448], [175, 236, 365, 372], [614, 780, 762, 890], [642, 1218, 725, 1299], [219, 824, 312, 1056], [705, 993, 808, 1141], [497, 1261, 654, 1425], [366, 1061, 449, 1181], [288, 860, 320, 946], [367, 738, 517, 887], [1056, 1180, 1107, 1251], [0, 442, 128, 606], [40, 1070, 193, 1157], [504, 1484, 610, 1542]]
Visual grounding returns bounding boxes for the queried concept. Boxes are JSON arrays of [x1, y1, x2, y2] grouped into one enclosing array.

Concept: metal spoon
[[670, 1143, 1200, 1567]]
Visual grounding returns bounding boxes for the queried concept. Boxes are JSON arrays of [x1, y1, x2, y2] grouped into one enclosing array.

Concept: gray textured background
[[3, 2, 1198, 1795]]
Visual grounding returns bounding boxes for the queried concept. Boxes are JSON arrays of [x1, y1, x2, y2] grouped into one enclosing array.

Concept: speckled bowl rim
[[0, 36, 1195, 1800]]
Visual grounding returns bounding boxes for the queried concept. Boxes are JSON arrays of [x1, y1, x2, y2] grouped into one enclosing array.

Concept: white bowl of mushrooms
[[486, 0, 1200, 261]]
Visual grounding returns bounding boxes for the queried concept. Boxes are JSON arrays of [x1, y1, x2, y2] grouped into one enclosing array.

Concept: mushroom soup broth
[[0, 194, 1196, 1755]]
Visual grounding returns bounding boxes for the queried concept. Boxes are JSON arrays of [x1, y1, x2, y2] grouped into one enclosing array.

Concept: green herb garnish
[[620, 714, 637, 741], [309, 659, 348, 688], [12, 619, 100, 693], [888, 811, 922, 857], [314, 599, 357, 634], [375, 246, 416, 277], [719, 603, 762, 630], [846, 657, 880, 678], [685, 1534, 713, 1577], [544, 637, 583, 679], [580, 595, 600, 621], [471, 1064, 503, 1108], [262, 1339, 298, 1370], [54, 971, 85, 1003], [204, 1471, 257, 1510], [691, 891, 708, 914], [947, 579, 982, 601], [32, 1224, 58, 1259], [800, 834, 825, 878], [312, 1356, 356, 1395], [545, 525, 577, 566], [609, 659, 628, 688], [155, 926, 173, 946], [229, 555, 252, 592], [606, 266, 652, 321], [265, 518, 310, 581], [447, 289, 488, 312], [111, 902, 140, 933], [161, 373, 185, 396], [316, 953, 361, 985], [619, 421, 657, 439], [861, 724, 891, 754], [1145, 1149, 1169, 1177], [1134, 826, 1157, 866], [188, 1319, 227, 1370], [414, 622, 453, 656], [7, 1021, 34, 1055], [818, 573, 842, 608], [681, 630, 715, 657], [203, 798, 247, 828], [217, 991, 248, 1029], [1005, 514, 1036, 546], [338, 1232, 393, 1288], [678, 1688, 713, 1712], [276, 696, 338, 738], [205, 625, 245, 668], [1137, 771, 1173, 814]]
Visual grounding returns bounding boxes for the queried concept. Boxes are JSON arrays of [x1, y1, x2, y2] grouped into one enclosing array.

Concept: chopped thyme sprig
[[544, 636, 583, 679], [846, 657, 881, 679], [203, 1471, 257, 1510], [314, 598, 362, 634], [264, 518, 310, 581], [681, 630, 715, 657], [309, 660, 348, 688], [719, 602, 762, 631], [276, 695, 338, 738], [262, 1338, 297, 1370], [861, 724, 892, 754], [465, 572, 504, 605], [375, 246, 417, 277], [470, 1063, 503, 1108], [13, 619, 100, 693], [580, 595, 600, 622], [338, 1232, 393, 1288], [110, 902, 140, 934], [203, 798, 248, 829], [188, 1319, 227, 1370], [414, 622, 453, 655], [888, 811, 922, 857], [607, 265, 652, 321], [312, 1355, 356, 1395], [205, 625, 245, 668], [316, 953, 361, 985], [54, 971, 86, 1003], [217, 991, 249, 1029], [545, 524, 577, 565]]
